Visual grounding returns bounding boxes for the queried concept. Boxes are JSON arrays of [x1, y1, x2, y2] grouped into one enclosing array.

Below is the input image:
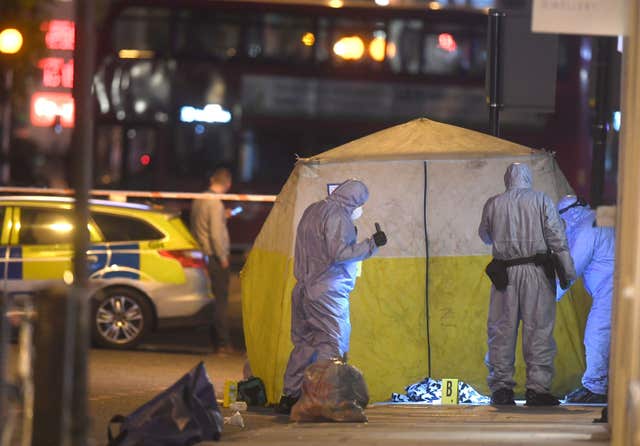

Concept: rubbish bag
[[290, 358, 369, 422], [107, 361, 223, 446]]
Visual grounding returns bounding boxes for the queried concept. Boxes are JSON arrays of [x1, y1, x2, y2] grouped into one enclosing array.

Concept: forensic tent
[[241, 118, 592, 403]]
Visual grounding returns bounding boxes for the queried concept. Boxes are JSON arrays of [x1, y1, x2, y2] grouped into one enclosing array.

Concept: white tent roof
[[305, 118, 536, 163]]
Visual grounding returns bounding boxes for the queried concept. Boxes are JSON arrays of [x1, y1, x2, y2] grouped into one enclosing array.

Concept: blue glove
[[555, 280, 565, 302]]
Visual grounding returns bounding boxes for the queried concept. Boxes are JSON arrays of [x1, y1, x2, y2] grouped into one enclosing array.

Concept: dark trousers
[[208, 257, 230, 347]]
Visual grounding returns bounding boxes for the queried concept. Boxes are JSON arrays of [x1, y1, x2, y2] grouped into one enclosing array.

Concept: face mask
[[351, 206, 363, 221]]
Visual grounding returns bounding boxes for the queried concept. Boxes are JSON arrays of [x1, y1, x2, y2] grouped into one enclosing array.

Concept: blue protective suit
[[557, 196, 615, 395], [478, 163, 576, 394], [282, 179, 379, 398]]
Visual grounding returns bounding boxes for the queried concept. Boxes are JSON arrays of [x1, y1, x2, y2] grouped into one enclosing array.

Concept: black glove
[[373, 222, 387, 247]]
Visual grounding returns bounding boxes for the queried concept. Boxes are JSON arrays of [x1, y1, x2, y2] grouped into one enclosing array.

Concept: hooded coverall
[[478, 163, 576, 393], [282, 179, 378, 398], [557, 196, 615, 395]]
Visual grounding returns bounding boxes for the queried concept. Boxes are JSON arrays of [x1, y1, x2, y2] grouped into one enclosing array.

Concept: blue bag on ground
[[107, 362, 223, 445]]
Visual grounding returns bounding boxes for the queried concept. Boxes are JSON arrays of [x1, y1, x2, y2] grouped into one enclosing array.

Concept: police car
[[1, 196, 214, 349]]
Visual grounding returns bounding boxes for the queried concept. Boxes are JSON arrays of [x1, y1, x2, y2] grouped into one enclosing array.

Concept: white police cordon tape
[[0, 187, 277, 203]]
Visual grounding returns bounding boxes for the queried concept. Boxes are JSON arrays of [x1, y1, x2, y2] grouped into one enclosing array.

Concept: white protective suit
[[478, 163, 576, 393], [557, 196, 615, 395], [282, 179, 379, 398]]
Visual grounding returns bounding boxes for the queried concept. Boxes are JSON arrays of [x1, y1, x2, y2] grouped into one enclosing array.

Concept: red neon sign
[[437, 33, 457, 53], [42, 20, 75, 51], [30, 92, 75, 127], [37, 57, 74, 89], [62, 59, 74, 89]]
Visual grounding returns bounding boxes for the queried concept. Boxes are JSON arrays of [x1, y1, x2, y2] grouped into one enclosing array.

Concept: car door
[[7, 205, 106, 299], [0, 206, 12, 301]]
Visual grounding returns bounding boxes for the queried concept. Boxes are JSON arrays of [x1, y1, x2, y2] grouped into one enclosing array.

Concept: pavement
[[5, 272, 612, 445], [208, 403, 609, 446]]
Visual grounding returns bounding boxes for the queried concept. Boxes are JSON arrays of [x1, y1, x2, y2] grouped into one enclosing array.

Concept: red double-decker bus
[[93, 0, 618, 208]]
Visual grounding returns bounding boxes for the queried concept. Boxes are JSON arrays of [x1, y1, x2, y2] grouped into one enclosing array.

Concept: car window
[[91, 212, 165, 242], [19, 208, 75, 245]]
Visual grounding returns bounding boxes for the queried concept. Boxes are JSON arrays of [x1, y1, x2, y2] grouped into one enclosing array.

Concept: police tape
[[0, 187, 277, 203]]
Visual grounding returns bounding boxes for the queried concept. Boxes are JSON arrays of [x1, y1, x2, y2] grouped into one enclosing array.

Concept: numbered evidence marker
[[223, 380, 238, 407], [441, 379, 459, 405]]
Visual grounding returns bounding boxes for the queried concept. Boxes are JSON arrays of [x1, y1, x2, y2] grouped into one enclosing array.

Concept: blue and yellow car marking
[[0, 202, 191, 286], [103, 243, 141, 280], [8, 247, 22, 280], [0, 246, 23, 280]]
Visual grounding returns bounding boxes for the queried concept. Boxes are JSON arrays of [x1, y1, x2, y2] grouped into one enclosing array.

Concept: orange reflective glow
[[30, 92, 75, 127], [118, 49, 155, 59], [301, 32, 315, 47], [0, 28, 23, 54], [333, 36, 365, 60], [369, 37, 386, 62], [386, 42, 397, 58]]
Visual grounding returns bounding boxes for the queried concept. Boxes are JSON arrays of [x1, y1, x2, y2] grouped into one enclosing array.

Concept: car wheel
[[92, 287, 152, 349]]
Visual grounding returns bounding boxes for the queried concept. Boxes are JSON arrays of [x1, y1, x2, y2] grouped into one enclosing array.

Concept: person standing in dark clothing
[[191, 168, 233, 353]]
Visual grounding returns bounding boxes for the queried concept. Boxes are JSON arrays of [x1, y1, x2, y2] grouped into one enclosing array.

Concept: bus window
[[423, 32, 485, 75], [246, 13, 314, 62], [326, 17, 387, 67], [175, 11, 242, 60], [104, 59, 173, 121], [113, 7, 170, 53], [388, 19, 422, 74]]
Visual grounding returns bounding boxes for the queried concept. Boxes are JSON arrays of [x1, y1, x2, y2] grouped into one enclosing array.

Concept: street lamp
[[0, 25, 23, 432], [0, 28, 23, 54], [0, 27, 23, 185]]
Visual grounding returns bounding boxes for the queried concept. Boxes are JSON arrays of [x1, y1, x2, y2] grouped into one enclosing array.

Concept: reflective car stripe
[[1, 208, 12, 245], [103, 243, 140, 280]]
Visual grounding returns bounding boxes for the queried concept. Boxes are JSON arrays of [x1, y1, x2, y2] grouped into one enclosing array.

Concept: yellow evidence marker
[[223, 380, 238, 407], [441, 379, 459, 405]]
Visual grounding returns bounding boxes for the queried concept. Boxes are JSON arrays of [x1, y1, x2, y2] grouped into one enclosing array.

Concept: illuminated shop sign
[[179, 104, 232, 124], [38, 57, 74, 88], [31, 20, 76, 127], [42, 20, 75, 51], [30, 92, 75, 127]]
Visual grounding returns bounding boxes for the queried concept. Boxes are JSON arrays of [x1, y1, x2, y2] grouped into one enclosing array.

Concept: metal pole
[[0, 255, 9, 444], [487, 10, 504, 137], [1, 68, 12, 184], [0, 65, 12, 443], [32, 287, 68, 446], [61, 1, 95, 445]]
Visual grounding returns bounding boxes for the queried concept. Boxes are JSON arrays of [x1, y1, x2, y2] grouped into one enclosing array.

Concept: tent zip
[[423, 161, 432, 377]]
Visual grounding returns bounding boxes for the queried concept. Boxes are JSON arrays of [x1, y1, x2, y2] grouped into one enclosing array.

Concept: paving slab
[[206, 403, 609, 446]]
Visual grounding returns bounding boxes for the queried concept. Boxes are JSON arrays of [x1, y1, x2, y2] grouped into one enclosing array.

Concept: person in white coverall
[[556, 195, 614, 404], [478, 163, 576, 406], [276, 179, 387, 414]]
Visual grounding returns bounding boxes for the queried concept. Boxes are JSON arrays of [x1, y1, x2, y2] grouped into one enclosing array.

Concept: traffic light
[[0, 28, 23, 55]]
